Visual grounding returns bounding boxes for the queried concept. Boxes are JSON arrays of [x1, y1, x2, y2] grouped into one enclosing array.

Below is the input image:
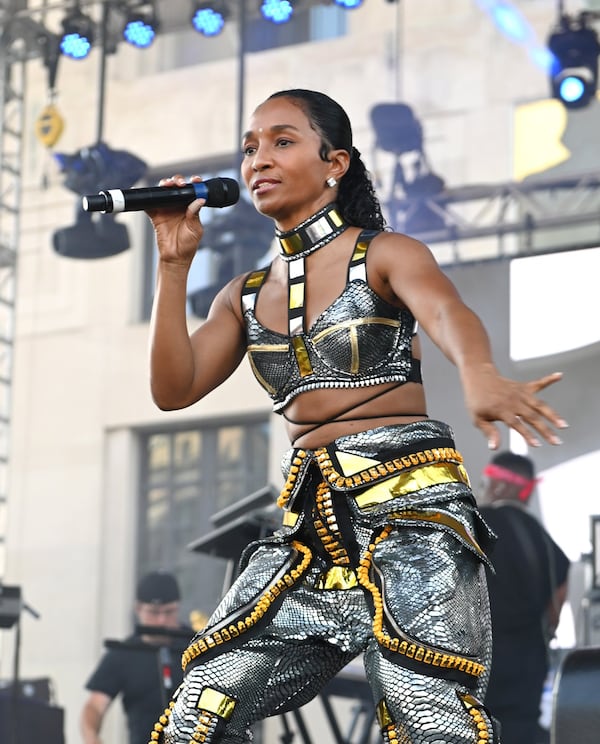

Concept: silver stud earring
[[326, 177, 337, 188]]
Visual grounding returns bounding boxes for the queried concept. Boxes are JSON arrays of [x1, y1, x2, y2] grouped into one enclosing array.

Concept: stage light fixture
[[333, 0, 364, 9], [548, 14, 600, 110], [123, 2, 160, 49], [260, 0, 295, 24], [54, 141, 147, 197], [60, 5, 95, 60], [52, 208, 130, 259], [191, 1, 229, 37], [52, 142, 147, 259]]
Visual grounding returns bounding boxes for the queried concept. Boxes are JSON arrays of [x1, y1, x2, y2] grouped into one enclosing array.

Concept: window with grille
[[138, 416, 270, 622]]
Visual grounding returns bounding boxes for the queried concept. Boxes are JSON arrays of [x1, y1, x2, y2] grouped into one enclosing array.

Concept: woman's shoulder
[[366, 228, 436, 268], [369, 227, 428, 250]]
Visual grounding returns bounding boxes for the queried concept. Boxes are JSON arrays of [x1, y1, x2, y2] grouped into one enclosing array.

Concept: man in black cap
[[80, 571, 192, 744]]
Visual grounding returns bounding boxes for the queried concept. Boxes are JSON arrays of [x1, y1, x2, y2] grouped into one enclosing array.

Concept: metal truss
[[0, 8, 50, 574], [387, 171, 600, 266]]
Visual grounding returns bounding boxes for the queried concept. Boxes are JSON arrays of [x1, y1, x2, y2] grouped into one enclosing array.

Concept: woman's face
[[241, 96, 338, 228]]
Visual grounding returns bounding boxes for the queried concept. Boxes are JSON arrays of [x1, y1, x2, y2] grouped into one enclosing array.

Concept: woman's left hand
[[462, 366, 568, 450]]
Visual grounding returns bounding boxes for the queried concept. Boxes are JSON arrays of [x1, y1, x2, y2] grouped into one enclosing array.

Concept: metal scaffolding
[[0, 3, 52, 575], [388, 171, 600, 266]]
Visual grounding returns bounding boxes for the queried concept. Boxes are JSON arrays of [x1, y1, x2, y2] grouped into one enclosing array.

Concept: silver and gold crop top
[[241, 229, 422, 413]]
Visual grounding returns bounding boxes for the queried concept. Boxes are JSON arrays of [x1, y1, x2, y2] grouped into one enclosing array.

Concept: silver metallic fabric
[[158, 420, 499, 744], [241, 230, 420, 412]]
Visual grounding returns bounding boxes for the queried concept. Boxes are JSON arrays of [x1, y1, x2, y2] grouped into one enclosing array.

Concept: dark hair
[[490, 451, 535, 480], [267, 89, 387, 231]]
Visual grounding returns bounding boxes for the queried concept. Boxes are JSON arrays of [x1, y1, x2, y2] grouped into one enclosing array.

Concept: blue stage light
[[548, 15, 600, 110], [191, 2, 228, 36], [334, 0, 364, 8], [123, 4, 159, 49], [60, 7, 94, 60], [559, 75, 586, 104], [260, 0, 294, 24]]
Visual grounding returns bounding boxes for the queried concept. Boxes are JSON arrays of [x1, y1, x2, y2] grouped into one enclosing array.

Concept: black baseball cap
[[136, 571, 180, 605]]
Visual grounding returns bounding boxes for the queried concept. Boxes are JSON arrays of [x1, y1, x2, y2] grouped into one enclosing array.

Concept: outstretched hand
[[145, 175, 206, 266], [463, 368, 568, 450]]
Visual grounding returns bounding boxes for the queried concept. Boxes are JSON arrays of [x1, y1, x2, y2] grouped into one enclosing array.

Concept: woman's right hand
[[146, 175, 206, 266]]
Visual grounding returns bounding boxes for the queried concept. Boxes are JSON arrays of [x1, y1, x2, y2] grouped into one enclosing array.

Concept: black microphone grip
[[82, 177, 240, 213]]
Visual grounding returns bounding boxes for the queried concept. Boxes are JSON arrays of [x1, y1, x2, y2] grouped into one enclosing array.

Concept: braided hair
[[267, 89, 387, 231]]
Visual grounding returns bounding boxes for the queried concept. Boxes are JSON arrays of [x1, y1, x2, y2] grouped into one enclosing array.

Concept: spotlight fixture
[[260, 0, 295, 24], [548, 13, 600, 109], [53, 141, 147, 197], [333, 0, 364, 9], [191, 1, 229, 37], [53, 208, 130, 259], [60, 4, 95, 60], [123, 2, 160, 49], [52, 142, 147, 259]]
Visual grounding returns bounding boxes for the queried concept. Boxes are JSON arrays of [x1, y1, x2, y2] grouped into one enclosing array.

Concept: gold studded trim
[[458, 691, 494, 744], [356, 525, 485, 680], [315, 446, 465, 493], [148, 700, 175, 743], [189, 709, 219, 743], [277, 446, 465, 514], [277, 449, 308, 510], [181, 541, 312, 671], [313, 480, 351, 566], [381, 723, 401, 744]]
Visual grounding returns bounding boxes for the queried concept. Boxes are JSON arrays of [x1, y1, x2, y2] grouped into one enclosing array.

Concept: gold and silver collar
[[276, 203, 348, 262]]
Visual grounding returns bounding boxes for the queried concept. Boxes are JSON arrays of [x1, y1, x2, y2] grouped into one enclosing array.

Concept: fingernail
[[532, 439, 542, 447], [558, 419, 569, 428], [552, 436, 563, 446]]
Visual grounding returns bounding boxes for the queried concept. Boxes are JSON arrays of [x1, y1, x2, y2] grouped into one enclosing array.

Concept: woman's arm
[[149, 265, 247, 410], [373, 232, 568, 448], [147, 176, 248, 411]]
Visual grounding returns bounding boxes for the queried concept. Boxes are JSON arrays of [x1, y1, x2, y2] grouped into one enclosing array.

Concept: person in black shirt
[[80, 571, 192, 744], [479, 452, 570, 744]]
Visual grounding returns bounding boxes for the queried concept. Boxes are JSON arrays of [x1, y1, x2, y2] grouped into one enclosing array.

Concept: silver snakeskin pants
[[156, 420, 499, 744]]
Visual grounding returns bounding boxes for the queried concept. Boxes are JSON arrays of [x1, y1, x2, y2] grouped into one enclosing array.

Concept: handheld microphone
[[82, 177, 240, 214]]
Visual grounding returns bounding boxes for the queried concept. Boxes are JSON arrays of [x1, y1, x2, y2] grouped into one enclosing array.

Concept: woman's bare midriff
[[284, 381, 428, 449]]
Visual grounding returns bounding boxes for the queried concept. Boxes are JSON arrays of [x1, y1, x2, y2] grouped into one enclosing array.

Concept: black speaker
[[0, 677, 53, 704], [552, 647, 600, 744], [0, 694, 64, 744]]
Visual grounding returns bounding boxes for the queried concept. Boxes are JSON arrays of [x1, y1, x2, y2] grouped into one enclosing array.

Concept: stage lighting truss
[[191, 1, 229, 36], [260, 0, 296, 24], [60, 4, 95, 60], [123, 2, 160, 49], [548, 13, 600, 110]]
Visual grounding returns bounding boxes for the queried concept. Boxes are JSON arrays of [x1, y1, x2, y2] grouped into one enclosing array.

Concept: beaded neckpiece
[[276, 203, 348, 262]]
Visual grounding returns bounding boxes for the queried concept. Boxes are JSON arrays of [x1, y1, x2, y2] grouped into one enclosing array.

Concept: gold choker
[[276, 204, 348, 261]]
